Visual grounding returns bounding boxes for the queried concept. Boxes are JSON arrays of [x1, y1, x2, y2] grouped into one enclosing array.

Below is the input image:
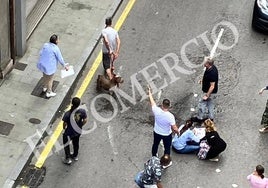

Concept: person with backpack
[[62, 97, 87, 164], [134, 155, 171, 188]]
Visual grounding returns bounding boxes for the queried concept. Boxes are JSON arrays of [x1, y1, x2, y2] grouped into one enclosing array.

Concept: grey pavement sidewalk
[[0, 0, 122, 187]]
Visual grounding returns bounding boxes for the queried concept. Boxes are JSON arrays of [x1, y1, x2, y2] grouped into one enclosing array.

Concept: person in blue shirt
[[37, 34, 68, 98], [172, 120, 200, 154]]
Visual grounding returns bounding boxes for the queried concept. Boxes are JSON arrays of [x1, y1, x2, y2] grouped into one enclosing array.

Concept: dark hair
[[70, 97, 81, 112], [49, 34, 58, 44], [105, 17, 112, 26], [256, 165, 265, 179], [162, 99, 170, 109], [179, 119, 193, 135], [160, 154, 171, 166]]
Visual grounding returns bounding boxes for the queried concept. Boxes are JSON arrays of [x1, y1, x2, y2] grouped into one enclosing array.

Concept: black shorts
[[102, 53, 111, 70]]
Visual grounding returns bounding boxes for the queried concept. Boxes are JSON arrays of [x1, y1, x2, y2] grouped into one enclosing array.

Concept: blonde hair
[[204, 119, 216, 132]]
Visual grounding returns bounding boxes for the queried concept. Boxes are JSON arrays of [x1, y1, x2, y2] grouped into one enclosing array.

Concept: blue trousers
[[152, 131, 172, 156], [172, 144, 200, 154], [134, 171, 145, 188]]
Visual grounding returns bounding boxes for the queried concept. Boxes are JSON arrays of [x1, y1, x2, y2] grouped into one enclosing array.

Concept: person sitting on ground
[[172, 120, 200, 154], [134, 154, 171, 188], [247, 165, 268, 188], [200, 119, 227, 161]]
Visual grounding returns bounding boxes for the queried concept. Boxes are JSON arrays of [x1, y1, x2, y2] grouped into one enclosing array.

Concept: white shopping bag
[[193, 127, 206, 140], [61, 65, 74, 78]]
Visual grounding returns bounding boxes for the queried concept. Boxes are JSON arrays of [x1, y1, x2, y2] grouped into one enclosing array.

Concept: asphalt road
[[37, 0, 268, 187]]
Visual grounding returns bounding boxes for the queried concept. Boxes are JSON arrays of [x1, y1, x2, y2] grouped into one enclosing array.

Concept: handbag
[[197, 140, 210, 160]]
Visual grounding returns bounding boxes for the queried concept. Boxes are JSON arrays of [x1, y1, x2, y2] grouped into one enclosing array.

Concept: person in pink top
[[247, 165, 268, 188]]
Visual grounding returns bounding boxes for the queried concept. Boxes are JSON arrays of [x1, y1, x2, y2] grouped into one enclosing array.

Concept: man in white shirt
[[101, 17, 121, 80], [148, 87, 179, 167]]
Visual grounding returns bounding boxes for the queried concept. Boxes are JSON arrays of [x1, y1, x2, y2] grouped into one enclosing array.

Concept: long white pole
[[210, 28, 224, 59]]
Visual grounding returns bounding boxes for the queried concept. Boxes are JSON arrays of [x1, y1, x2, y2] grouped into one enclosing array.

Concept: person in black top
[[200, 119, 226, 161], [62, 97, 87, 164], [192, 57, 218, 123]]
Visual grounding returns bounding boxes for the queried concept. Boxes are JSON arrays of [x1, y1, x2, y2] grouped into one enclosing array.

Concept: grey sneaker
[[62, 158, 72, 165]]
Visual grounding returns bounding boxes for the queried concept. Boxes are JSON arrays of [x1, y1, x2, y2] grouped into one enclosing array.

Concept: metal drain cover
[[29, 118, 41, 124], [17, 165, 46, 188]]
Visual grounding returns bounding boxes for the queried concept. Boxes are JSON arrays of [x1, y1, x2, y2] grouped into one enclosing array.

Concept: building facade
[[0, 0, 13, 78], [0, 0, 53, 79]]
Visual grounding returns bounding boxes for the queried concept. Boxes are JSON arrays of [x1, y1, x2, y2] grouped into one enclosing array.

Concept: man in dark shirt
[[192, 57, 218, 122]]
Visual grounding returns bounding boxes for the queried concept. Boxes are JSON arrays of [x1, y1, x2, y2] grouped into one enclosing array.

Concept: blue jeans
[[197, 97, 215, 120], [173, 145, 200, 154], [135, 171, 144, 188]]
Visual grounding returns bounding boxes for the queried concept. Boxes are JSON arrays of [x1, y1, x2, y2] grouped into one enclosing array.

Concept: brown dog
[[96, 74, 124, 92]]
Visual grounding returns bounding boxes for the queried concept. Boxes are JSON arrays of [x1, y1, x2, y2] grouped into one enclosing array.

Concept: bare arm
[[259, 86, 268, 95], [148, 86, 156, 106], [103, 35, 112, 54], [171, 124, 179, 135], [114, 35, 121, 59], [203, 82, 215, 100], [157, 181, 163, 188]]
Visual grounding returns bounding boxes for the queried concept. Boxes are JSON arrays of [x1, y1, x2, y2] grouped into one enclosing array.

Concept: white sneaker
[[259, 127, 268, 133], [209, 158, 219, 162], [71, 154, 78, 161], [162, 161, 172, 169], [62, 158, 72, 165], [46, 91, 56, 98]]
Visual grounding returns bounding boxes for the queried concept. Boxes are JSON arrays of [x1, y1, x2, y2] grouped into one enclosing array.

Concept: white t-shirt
[[152, 105, 175, 136], [101, 27, 119, 53]]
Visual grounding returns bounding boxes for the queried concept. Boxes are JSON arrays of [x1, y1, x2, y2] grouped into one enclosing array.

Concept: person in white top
[[101, 17, 121, 80], [148, 87, 179, 167]]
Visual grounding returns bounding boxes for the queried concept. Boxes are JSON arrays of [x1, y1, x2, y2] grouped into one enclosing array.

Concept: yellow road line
[[35, 0, 136, 168]]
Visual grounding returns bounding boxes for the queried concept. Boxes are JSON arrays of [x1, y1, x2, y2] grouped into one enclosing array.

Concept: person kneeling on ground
[[200, 119, 226, 161], [172, 120, 200, 154], [134, 155, 171, 188]]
